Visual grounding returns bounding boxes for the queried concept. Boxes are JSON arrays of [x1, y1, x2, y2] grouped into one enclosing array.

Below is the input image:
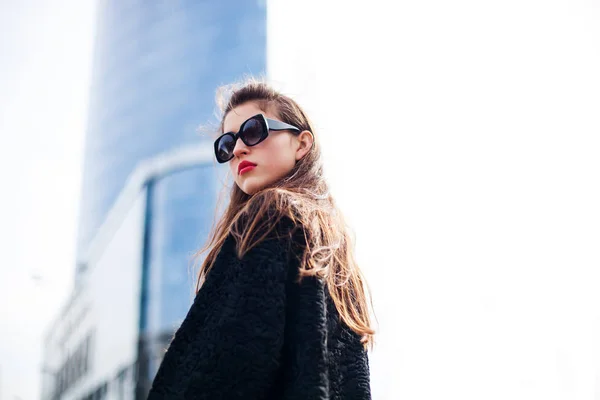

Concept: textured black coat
[[147, 220, 371, 399]]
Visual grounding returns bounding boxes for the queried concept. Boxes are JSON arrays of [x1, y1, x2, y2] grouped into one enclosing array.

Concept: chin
[[240, 187, 256, 196], [238, 179, 263, 196]]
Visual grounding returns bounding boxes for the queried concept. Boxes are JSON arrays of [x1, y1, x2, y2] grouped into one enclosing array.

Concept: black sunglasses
[[214, 113, 301, 163]]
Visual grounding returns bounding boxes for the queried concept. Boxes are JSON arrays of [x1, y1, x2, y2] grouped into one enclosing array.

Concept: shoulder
[[234, 214, 306, 261], [231, 189, 308, 255]]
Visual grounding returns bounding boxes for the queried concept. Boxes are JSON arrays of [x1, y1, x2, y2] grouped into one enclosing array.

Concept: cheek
[[262, 144, 295, 173]]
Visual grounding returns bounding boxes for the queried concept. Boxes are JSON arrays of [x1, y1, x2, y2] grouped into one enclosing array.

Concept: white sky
[[268, 0, 600, 399], [0, 1, 96, 398], [1, 0, 599, 399]]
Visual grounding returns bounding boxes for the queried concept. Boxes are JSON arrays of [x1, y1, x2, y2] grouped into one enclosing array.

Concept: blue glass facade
[[76, 1, 267, 396], [145, 165, 218, 335], [140, 165, 221, 382], [77, 0, 267, 265]]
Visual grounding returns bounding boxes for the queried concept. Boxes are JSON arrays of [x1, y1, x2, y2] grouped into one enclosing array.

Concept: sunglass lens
[[241, 118, 264, 146], [216, 134, 235, 162]]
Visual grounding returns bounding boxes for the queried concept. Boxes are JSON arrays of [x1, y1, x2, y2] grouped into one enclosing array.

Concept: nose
[[232, 136, 249, 159]]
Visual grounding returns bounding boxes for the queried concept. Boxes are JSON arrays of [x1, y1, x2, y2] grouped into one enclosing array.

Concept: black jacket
[[147, 219, 371, 399]]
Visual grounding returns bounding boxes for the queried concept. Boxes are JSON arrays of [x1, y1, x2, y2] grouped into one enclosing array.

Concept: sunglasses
[[214, 114, 301, 163]]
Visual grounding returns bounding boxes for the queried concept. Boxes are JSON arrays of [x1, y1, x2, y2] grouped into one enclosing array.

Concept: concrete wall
[[42, 188, 146, 400]]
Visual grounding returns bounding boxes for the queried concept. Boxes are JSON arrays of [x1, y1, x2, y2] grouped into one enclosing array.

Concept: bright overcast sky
[[271, 1, 600, 398], [0, 1, 96, 398], [1, 0, 600, 399]]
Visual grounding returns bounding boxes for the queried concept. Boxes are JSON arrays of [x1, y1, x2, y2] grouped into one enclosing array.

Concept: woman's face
[[222, 102, 312, 195]]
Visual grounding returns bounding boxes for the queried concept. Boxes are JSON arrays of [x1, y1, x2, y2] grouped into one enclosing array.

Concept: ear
[[294, 130, 314, 161]]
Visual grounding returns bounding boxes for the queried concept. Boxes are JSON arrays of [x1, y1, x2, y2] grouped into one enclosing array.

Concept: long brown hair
[[194, 77, 375, 348]]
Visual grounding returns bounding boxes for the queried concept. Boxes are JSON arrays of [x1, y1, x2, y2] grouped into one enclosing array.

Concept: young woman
[[148, 79, 375, 399]]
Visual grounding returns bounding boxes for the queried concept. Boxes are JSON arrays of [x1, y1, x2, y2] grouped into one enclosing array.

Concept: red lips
[[238, 160, 257, 175]]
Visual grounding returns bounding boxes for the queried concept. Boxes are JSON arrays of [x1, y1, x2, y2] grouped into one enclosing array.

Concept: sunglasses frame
[[214, 113, 301, 163]]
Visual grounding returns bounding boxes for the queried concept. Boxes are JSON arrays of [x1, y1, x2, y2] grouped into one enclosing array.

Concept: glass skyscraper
[[42, 1, 268, 399], [77, 0, 266, 269]]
